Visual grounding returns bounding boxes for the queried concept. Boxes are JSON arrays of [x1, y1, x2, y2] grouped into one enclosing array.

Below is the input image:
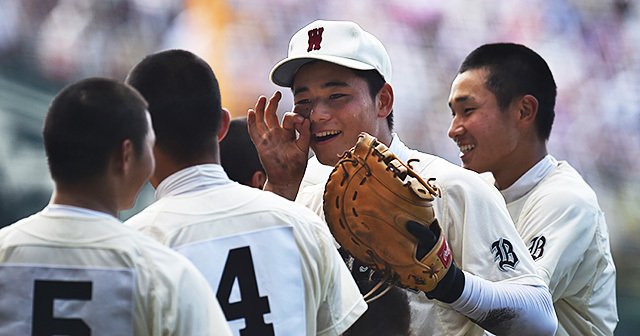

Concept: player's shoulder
[[534, 160, 600, 209], [0, 215, 31, 246], [0, 212, 65, 247], [125, 226, 204, 273], [259, 188, 327, 224], [413, 152, 502, 199]]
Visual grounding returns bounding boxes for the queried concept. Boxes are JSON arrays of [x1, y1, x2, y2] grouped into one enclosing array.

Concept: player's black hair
[[459, 43, 557, 141], [351, 68, 394, 131], [43, 77, 149, 184], [220, 117, 264, 186], [126, 49, 222, 162]]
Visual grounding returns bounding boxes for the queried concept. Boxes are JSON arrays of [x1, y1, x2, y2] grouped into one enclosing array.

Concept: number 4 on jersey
[[217, 246, 274, 336]]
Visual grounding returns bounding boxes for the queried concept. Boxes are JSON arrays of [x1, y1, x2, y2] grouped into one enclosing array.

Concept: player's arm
[[247, 91, 311, 201], [450, 273, 556, 335], [408, 222, 557, 335], [304, 209, 368, 335], [523, 189, 601, 293]]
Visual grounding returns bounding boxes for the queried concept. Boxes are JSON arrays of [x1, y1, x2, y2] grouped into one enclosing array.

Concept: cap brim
[[270, 55, 376, 87]]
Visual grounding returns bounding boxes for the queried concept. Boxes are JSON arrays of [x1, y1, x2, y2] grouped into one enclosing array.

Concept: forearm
[[449, 272, 557, 336]]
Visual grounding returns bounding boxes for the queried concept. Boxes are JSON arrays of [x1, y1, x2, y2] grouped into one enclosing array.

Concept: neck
[[152, 149, 219, 188], [377, 128, 394, 147], [51, 182, 119, 217], [493, 142, 547, 190]]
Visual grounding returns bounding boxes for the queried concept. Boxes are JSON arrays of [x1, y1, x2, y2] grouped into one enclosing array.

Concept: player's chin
[[313, 148, 342, 167], [461, 159, 476, 171], [461, 158, 484, 174]]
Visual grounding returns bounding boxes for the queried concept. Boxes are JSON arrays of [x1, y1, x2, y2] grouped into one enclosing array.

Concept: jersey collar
[[42, 204, 117, 220], [500, 155, 556, 203], [155, 164, 233, 200]]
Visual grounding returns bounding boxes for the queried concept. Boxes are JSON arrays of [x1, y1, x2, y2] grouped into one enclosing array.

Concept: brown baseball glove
[[323, 132, 453, 296]]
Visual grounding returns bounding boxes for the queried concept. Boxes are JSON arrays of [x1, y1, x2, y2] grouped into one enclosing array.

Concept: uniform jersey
[[298, 134, 547, 336], [0, 205, 231, 336], [125, 164, 367, 336], [500, 155, 618, 335]]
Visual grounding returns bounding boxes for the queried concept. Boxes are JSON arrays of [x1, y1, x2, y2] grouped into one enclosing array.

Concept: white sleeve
[[310, 210, 367, 336], [449, 272, 557, 336]]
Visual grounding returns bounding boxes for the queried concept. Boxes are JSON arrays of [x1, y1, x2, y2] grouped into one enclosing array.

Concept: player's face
[[447, 68, 520, 175], [123, 113, 156, 209], [292, 61, 384, 166]]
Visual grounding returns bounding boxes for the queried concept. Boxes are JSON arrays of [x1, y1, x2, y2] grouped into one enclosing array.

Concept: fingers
[[247, 109, 258, 144], [406, 221, 437, 246], [282, 112, 310, 154], [295, 117, 311, 152], [247, 96, 266, 145], [281, 112, 304, 130], [264, 91, 282, 129]]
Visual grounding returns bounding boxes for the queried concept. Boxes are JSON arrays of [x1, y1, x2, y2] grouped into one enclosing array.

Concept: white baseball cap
[[270, 20, 392, 87]]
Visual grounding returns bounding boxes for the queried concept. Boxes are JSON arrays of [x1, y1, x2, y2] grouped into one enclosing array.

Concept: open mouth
[[458, 144, 475, 157], [314, 130, 341, 143]]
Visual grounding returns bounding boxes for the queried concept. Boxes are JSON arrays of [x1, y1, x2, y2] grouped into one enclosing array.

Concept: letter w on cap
[[307, 27, 324, 52]]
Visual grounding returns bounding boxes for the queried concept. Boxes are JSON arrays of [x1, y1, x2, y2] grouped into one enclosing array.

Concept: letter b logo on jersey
[[307, 27, 324, 52], [491, 238, 519, 271], [528, 236, 546, 261]]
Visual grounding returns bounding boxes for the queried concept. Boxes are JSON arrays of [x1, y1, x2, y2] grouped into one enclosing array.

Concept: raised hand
[[247, 91, 311, 200]]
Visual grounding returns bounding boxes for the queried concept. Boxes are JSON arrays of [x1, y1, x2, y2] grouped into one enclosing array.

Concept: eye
[[294, 98, 311, 105], [463, 107, 476, 115], [329, 93, 347, 100]]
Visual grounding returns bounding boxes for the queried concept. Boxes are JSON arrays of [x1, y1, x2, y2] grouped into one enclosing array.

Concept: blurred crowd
[[1, 0, 639, 333]]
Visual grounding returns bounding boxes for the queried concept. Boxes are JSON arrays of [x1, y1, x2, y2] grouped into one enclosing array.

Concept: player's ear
[[217, 107, 231, 142], [111, 139, 135, 176], [518, 94, 538, 124], [376, 83, 394, 119], [251, 170, 267, 189]]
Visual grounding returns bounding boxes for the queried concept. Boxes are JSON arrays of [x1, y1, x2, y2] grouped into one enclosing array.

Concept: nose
[[309, 101, 331, 123], [447, 117, 463, 140]]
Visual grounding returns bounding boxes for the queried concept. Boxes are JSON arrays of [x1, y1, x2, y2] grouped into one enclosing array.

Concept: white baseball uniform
[[125, 164, 367, 336], [297, 134, 549, 336], [499, 155, 618, 335], [0, 205, 231, 336]]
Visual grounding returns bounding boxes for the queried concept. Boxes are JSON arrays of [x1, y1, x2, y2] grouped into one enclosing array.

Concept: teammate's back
[[0, 77, 230, 335], [127, 180, 365, 335], [0, 211, 224, 335], [124, 49, 366, 336]]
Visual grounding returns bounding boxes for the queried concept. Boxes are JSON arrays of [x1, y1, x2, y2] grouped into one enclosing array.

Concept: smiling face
[[447, 68, 521, 176], [292, 61, 391, 166]]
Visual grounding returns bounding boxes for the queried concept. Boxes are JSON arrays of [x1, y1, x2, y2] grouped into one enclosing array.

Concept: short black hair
[[351, 68, 394, 131], [126, 49, 222, 162], [220, 117, 264, 186], [43, 77, 149, 184], [459, 43, 557, 140]]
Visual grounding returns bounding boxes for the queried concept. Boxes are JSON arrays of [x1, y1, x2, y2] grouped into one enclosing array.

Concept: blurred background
[[0, 0, 637, 333]]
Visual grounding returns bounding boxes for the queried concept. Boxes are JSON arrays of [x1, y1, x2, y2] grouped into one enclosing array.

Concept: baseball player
[[220, 116, 266, 188], [124, 49, 367, 336], [0, 78, 231, 335], [248, 20, 558, 335], [448, 43, 618, 335]]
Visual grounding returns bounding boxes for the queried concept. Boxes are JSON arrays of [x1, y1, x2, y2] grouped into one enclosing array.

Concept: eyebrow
[[293, 81, 350, 96], [448, 95, 474, 108]]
